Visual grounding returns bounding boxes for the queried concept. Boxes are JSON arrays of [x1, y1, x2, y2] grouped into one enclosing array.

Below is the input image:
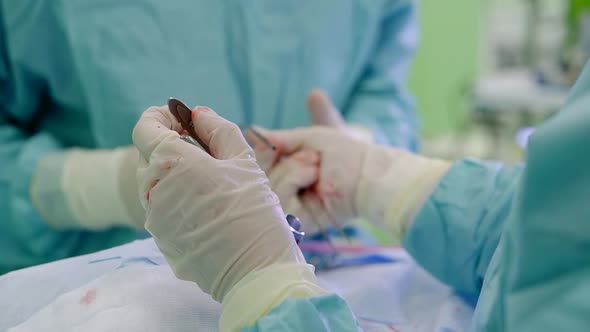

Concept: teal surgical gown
[[0, 0, 418, 273], [240, 64, 590, 331]]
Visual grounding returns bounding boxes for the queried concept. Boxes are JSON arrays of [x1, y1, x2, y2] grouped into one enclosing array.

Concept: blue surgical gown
[[240, 64, 590, 330], [0, 0, 418, 273]]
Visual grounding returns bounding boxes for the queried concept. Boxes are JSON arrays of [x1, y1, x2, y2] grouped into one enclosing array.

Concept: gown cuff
[[30, 151, 80, 229], [219, 263, 328, 332]]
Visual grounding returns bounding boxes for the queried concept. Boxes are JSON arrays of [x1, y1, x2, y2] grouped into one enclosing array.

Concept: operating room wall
[[408, 0, 484, 138]]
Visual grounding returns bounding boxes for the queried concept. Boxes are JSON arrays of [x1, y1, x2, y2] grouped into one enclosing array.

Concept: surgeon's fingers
[[307, 89, 346, 128], [191, 106, 252, 160], [270, 165, 318, 204], [268, 150, 320, 193], [299, 192, 333, 234], [134, 105, 204, 212], [133, 105, 185, 161], [268, 151, 319, 212], [256, 127, 321, 156]]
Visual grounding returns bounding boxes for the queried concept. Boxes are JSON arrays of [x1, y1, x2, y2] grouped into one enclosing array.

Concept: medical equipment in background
[[445, 0, 570, 162], [471, 70, 568, 160]]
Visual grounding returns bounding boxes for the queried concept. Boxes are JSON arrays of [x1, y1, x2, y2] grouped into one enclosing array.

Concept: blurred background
[[413, 0, 589, 163]]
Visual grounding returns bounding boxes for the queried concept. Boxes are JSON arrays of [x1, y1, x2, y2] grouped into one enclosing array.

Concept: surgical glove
[[266, 149, 321, 227], [251, 89, 372, 173], [307, 89, 374, 143], [258, 127, 451, 242], [132, 106, 326, 317], [249, 89, 373, 230], [31, 146, 146, 230]]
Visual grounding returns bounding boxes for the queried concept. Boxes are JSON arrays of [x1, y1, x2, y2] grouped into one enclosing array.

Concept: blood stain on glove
[[256, 144, 270, 153], [146, 179, 160, 202], [79, 288, 97, 306], [320, 182, 343, 200], [160, 158, 180, 171]]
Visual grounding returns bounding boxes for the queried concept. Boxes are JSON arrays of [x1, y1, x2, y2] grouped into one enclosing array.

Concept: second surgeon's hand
[[253, 126, 452, 242], [257, 127, 368, 234], [251, 89, 369, 172], [307, 89, 347, 129], [132, 105, 306, 303], [307, 89, 374, 142], [248, 90, 372, 234]]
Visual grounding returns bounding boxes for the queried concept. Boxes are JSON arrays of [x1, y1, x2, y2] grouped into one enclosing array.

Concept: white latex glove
[[250, 89, 348, 171], [307, 89, 374, 143], [132, 105, 327, 330], [253, 126, 451, 241], [31, 146, 146, 230], [248, 89, 373, 232]]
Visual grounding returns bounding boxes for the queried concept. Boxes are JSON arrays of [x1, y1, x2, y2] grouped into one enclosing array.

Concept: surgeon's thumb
[[307, 89, 345, 128], [191, 106, 252, 160], [133, 105, 185, 161]]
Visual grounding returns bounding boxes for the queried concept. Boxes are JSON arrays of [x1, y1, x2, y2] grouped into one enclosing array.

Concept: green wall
[[409, 1, 484, 137]]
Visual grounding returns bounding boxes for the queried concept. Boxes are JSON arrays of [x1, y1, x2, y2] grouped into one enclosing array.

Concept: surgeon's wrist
[[31, 151, 81, 229], [386, 159, 450, 242], [346, 124, 374, 143], [219, 263, 328, 332], [60, 148, 140, 230], [356, 148, 451, 243]]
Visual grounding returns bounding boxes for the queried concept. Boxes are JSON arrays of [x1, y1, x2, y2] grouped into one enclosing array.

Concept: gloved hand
[[249, 89, 375, 233], [251, 89, 363, 171], [252, 126, 451, 242], [306, 89, 374, 143], [31, 146, 146, 230], [132, 105, 326, 330]]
